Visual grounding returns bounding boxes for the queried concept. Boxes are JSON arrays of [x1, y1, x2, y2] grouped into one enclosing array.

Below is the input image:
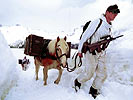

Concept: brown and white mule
[[34, 36, 69, 85]]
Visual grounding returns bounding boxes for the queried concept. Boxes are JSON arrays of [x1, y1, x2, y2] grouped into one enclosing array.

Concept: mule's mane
[[47, 39, 57, 54]]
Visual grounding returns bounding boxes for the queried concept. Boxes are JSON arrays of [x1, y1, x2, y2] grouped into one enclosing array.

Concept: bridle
[[55, 42, 68, 68], [56, 47, 67, 60], [55, 40, 82, 72]]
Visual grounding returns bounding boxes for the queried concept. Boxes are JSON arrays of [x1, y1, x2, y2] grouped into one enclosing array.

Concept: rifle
[[82, 35, 124, 54]]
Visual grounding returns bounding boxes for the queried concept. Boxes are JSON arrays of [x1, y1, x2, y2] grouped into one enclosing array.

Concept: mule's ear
[[64, 36, 67, 41], [57, 36, 60, 42]]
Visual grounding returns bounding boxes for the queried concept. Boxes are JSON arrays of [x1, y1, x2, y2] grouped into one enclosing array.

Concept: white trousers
[[77, 51, 107, 90]]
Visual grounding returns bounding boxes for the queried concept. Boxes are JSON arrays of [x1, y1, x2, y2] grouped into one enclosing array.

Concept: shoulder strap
[[89, 18, 102, 44]]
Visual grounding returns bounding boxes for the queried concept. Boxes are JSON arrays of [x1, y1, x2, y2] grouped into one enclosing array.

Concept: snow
[[0, 0, 133, 100], [0, 31, 18, 99], [3, 48, 133, 100]]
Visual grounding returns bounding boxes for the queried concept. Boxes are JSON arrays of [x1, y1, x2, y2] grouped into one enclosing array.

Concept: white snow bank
[[0, 31, 18, 99]]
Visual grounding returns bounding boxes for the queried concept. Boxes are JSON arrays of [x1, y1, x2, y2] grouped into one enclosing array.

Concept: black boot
[[89, 86, 99, 99], [74, 79, 81, 92]]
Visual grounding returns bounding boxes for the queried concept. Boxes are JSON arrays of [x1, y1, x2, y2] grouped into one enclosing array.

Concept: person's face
[[109, 12, 118, 21], [107, 11, 118, 21]]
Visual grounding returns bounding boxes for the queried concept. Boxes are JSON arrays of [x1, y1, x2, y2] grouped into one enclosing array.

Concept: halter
[[56, 48, 67, 60], [55, 40, 68, 68]]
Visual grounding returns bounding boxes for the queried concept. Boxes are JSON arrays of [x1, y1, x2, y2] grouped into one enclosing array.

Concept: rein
[[66, 53, 82, 72]]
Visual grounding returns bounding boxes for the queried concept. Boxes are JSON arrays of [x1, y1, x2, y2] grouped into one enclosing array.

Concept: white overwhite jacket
[[78, 14, 112, 53]]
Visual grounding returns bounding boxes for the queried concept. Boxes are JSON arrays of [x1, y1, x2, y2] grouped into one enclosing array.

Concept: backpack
[[80, 19, 102, 40], [80, 21, 91, 40]]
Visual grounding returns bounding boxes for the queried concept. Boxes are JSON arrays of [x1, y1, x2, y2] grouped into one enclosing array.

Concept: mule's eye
[[57, 45, 60, 47], [56, 48, 59, 51]]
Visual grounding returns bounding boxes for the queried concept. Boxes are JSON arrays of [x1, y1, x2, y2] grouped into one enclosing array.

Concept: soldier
[[74, 4, 120, 99]]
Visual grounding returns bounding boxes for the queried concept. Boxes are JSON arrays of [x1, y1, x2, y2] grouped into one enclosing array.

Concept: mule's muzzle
[[57, 53, 67, 68], [60, 62, 67, 68]]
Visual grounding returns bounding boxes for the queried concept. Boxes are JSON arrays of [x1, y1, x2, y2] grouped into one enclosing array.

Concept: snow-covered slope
[[0, 31, 18, 99]]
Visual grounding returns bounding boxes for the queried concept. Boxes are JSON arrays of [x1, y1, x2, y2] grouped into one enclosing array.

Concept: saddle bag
[[24, 34, 44, 56]]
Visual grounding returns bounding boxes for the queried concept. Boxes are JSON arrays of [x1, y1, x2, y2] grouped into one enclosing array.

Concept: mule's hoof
[[54, 80, 59, 84], [36, 78, 39, 80], [44, 83, 47, 86]]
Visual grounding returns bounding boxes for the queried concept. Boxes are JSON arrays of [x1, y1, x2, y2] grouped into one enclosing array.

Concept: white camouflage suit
[[77, 14, 112, 90]]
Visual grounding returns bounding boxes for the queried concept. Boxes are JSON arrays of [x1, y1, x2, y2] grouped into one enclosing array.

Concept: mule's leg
[[54, 67, 63, 84], [43, 67, 48, 85], [34, 59, 40, 80]]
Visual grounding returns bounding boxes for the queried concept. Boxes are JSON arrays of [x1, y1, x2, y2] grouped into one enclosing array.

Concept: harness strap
[[89, 19, 103, 44]]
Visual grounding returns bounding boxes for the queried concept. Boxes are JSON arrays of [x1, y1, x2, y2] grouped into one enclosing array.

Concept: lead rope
[[66, 53, 82, 72]]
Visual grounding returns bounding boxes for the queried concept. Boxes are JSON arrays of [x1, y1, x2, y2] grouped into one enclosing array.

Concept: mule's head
[[55, 36, 69, 68]]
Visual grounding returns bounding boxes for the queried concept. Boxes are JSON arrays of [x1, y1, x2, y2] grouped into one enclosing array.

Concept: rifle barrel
[[114, 35, 124, 38]]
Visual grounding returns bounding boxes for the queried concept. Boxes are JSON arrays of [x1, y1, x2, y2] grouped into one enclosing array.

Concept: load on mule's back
[[24, 34, 51, 57], [24, 34, 71, 85]]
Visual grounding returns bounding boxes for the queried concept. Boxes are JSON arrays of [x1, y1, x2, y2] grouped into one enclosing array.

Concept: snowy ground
[[4, 48, 133, 100]]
